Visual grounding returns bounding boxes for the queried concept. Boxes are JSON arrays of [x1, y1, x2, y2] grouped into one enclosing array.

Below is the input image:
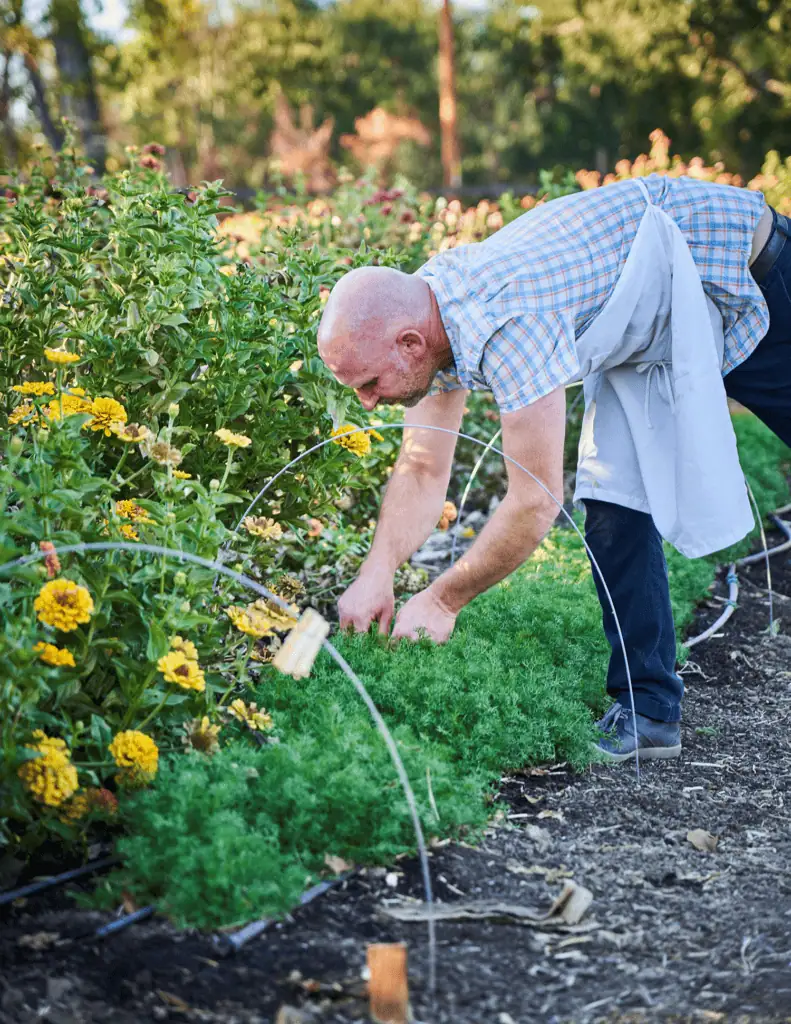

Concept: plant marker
[[367, 942, 410, 1024], [273, 608, 329, 679]]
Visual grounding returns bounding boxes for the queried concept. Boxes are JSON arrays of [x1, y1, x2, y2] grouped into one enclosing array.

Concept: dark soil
[[2, 546, 791, 1024]]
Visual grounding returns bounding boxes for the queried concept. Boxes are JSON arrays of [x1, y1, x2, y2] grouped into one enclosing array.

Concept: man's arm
[[391, 387, 566, 641], [338, 387, 468, 633]]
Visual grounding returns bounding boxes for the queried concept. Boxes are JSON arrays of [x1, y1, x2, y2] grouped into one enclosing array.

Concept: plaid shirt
[[416, 175, 769, 414]]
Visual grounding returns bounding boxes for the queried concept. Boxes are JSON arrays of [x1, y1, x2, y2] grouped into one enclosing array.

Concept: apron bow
[[636, 360, 675, 429]]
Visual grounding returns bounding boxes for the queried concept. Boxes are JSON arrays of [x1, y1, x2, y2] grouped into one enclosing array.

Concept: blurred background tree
[[1, 0, 789, 188]]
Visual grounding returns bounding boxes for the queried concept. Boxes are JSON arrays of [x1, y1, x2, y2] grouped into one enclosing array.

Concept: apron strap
[[634, 177, 652, 206]]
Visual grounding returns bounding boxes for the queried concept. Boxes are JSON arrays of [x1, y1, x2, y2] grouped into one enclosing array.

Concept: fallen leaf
[[687, 829, 718, 852], [537, 810, 565, 822], [506, 859, 573, 883], [324, 854, 354, 874], [157, 990, 191, 1011], [381, 880, 594, 930], [17, 931, 59, 951]]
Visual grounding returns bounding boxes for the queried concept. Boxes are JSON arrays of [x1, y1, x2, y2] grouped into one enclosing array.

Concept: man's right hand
[[338, 568, 395, 635]]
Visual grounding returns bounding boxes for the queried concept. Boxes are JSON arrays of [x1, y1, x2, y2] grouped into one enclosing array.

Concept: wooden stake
[[367, 943, 410, 1024]]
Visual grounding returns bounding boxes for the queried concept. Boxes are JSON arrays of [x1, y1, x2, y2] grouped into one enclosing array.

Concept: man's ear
[[396, 329, 428, 360]]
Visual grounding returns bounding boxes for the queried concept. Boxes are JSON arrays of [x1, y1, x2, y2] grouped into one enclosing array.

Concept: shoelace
[[598, 702, 632, 733]]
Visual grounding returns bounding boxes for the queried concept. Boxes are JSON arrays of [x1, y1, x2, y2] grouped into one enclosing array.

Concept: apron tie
[[636, 360, 675, 429]]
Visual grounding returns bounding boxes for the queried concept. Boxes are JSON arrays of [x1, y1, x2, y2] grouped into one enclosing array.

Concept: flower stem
[[218, 448, 234, 491], [137, 690, 171, 731]]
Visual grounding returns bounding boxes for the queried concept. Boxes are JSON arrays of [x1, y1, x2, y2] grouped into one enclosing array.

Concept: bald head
[[317, 266, 451, 411]]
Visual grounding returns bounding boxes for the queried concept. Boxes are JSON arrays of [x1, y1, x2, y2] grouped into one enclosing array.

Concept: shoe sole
[[591, 742, 682, 764]]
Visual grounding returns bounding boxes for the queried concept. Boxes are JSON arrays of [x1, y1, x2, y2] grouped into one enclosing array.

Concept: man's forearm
[[364, 469, 448, 575], [429, 491, 557, 612]]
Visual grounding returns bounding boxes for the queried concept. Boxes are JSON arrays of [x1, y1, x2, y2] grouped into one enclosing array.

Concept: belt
[[750, 206, 791, 285]]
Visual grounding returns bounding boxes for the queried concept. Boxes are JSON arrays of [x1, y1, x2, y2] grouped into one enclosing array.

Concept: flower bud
[[8, 436, 24, 455], [180, 600, 191, 613], [209, 479, 220, 492], [174, 571, 187, 587], [167, 402, 180, 418]]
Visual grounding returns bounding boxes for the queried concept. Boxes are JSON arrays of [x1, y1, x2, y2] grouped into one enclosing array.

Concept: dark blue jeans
[[585, 210, 791, 723]]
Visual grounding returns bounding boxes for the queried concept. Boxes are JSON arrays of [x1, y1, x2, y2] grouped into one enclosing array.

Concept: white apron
[[573, 177, 754, 558]]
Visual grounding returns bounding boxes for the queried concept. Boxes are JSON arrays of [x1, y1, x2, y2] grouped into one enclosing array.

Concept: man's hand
[[338, 570, 395, 635], [391, 586, 457, 644]]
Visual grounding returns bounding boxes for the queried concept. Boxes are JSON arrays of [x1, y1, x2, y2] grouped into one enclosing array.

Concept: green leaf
[[146, 619, 168, 662]]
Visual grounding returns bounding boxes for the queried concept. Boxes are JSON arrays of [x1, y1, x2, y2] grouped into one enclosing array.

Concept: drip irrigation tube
[[0, 856, 120, 908], [213, 874, 351, 957], [684, 565, 738, 650], [91, 905, 155, 939], [737, 515, 791, 566]]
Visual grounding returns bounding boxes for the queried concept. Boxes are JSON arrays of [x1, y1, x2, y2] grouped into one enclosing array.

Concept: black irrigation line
[[0, 855, 119, 908]]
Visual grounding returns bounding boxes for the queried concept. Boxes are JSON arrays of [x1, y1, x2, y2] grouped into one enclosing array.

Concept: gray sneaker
[[592, 702, 681, 763]]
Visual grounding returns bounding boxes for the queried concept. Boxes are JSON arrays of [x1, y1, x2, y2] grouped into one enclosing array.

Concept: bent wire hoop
[[221, 422, 643, 779], [0, 540, 438, 992]]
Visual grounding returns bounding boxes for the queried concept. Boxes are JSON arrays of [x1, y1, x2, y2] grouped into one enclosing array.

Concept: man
[[317, 174, 789, 762]]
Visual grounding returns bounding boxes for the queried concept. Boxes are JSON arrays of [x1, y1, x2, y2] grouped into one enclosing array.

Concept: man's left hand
[[391, 586, 458, 644]]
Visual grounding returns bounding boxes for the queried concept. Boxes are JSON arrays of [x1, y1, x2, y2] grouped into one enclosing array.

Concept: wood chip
[[687, 829, 719, 853]]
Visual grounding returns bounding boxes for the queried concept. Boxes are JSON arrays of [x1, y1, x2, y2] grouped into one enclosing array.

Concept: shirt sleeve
[[427, 366, 465, 397], [480, 311, 579, 414]]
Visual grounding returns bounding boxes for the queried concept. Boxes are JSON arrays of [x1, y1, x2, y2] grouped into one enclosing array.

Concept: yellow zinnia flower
[[182, 716, 221, 755], [44, 392, 93, 420], [44, 348, 80, 365], [86, 397, 128, 435], [172, 469, 192, 479], [214, 428, 252, 448], [157, 650, 206, 692], [34, 578, 94, 632], [18, 731, 79, 807], [242, 516, 283, 541], [12, 381, 55, 396], [33, 641, 76, 667], [226, 597, 297, 638], [111, 422, 151, 444], [115, 499, 155, 524], [331, 424, 371, 458], [141, 439, 183, 466], [109, 730, 159, 782], [170, 635, 199, 661], [226, 604, 274, 638], [9, 402, 36, 426], [59, 791, 91, 823], [226, 699, 274, 732]]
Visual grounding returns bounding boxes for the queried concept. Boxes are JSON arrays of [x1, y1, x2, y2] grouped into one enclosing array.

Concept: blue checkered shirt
[[415, 175, 769, 414]]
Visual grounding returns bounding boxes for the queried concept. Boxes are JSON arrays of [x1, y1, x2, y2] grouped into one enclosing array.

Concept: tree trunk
[[49, 0, 106, 170], [0, 51, 19, 166], [22, 50, 65, 152], [437, 0, 461, 189]]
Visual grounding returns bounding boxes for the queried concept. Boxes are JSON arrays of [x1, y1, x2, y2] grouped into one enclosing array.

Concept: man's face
[[323, 347, 435, 412]]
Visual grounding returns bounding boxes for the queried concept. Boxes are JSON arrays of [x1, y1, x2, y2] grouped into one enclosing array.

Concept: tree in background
[[2, 0, 790, 188], [437, 0, 461, 188]]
